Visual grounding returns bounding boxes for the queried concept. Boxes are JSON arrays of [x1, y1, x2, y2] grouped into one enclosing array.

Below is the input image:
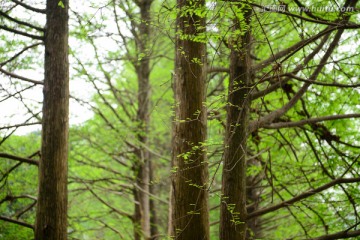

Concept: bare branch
[[251, 30, 331, 100], [263, 114, 360, 129], [0, 215, 34, 230], [207, 67, 229, 74], [14, 202, 36, 219], [0, 194, 37, 205], [253, 25, 334, 71], [310, 229, 360, 240], [247, 177, 360, 219], [292, 0, 328, 22], [10, 0, 46, 14], [0, 153, 39, 166], [0, 25, 43, 40], [0, 67, 43, 85], [0, 10, 44, 31], [288, 73, 360, 88], [0, 122, 41, 130], [0, 43, 42, 67], [83, 182, 134, 221], [249, 2, 358, 27], [250, 24, 347, 133]]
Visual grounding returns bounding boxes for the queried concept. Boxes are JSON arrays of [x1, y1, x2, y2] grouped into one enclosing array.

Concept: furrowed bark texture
[[133, 1, 153, 239], [220, 5, 252, 240], [246, 157, 263, 239], [35, 0, 69, 239], [169, 0, 209, 239]]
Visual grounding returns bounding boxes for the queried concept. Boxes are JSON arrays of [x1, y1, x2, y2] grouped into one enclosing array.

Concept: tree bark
[[133, 1, 153, 239], [35, 0, 69, 240], [246, 156, 263, 239], [169, 0, 209, 239], [149, 159, 159, 239], [220, 4, 252, 240]]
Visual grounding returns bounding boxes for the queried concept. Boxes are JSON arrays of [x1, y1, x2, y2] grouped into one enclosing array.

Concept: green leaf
[[58, 1, 65, 8]]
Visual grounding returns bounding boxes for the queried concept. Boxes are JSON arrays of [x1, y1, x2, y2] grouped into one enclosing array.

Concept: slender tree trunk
[[133, 61, 151, 239], [220, 4, 252, 240], [169, 0, 209, 239], [133, 1, 153, 239], [35, 0, 69, 239], [149, 159, 159, 239], [133, 51, 151, 238]]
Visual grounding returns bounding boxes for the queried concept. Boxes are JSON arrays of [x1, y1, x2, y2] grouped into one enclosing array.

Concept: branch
[[0, 10, 44, 31], [0, 215, 34, 230], [251, 30, 331, 100], [10, 0, 46, 14], [83, 182, 134, 221], [207, 67, 229, 74], [0, 25, 43, 40], [287, 73, 360, 88], [14, 202, 36, 219], [249, 2, 357, 27], [247, 177, 360, 219], [0, 194, 37, 205], [133, 183, 169, 204], [0, 153, 39, 166], [252, 25, 334, 71], [0, 122, 41, 130], [0, 67, 43, 85], [292, 0, 328, 22], [310, 229, 360, 240], [253, 21, 360, 72], [250, 24, 347, 133], [263, 114, 360, 129], [0, 42, 42, 67]]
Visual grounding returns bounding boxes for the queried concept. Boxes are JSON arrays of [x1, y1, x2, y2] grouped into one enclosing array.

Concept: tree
[[169, 0, 209, 239], [68, 0, 172, 238], [219, 2, 252, 239], [35, 0, 69, 239], [216, 0, 360, 239], [0, 0, 69, 239], [132, 1, 154, 238], [1, 0, 360, 239]]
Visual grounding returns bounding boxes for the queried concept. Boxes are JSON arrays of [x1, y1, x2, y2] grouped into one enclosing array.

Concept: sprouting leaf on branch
[[58, 1, 65, 8]]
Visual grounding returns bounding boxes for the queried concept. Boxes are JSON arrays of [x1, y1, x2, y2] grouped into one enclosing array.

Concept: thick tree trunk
[[35, 0, 69, 239], [169, 0, 209, 239], [219, 5, 252, 240], [133, 1, 153, 239]]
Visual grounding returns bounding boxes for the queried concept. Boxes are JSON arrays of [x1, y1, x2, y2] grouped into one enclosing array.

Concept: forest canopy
[[0, 0, 360, 239]]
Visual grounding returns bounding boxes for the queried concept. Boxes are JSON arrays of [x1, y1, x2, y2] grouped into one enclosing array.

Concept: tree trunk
[[246, 156, 263, 239], [133, 61, 151, 239], [133, 1, 153, 239], [169, 0, 209, 239], [149, 159, 159, 239], [220, 4, 252, 240], [35, 0, 69, 239]]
